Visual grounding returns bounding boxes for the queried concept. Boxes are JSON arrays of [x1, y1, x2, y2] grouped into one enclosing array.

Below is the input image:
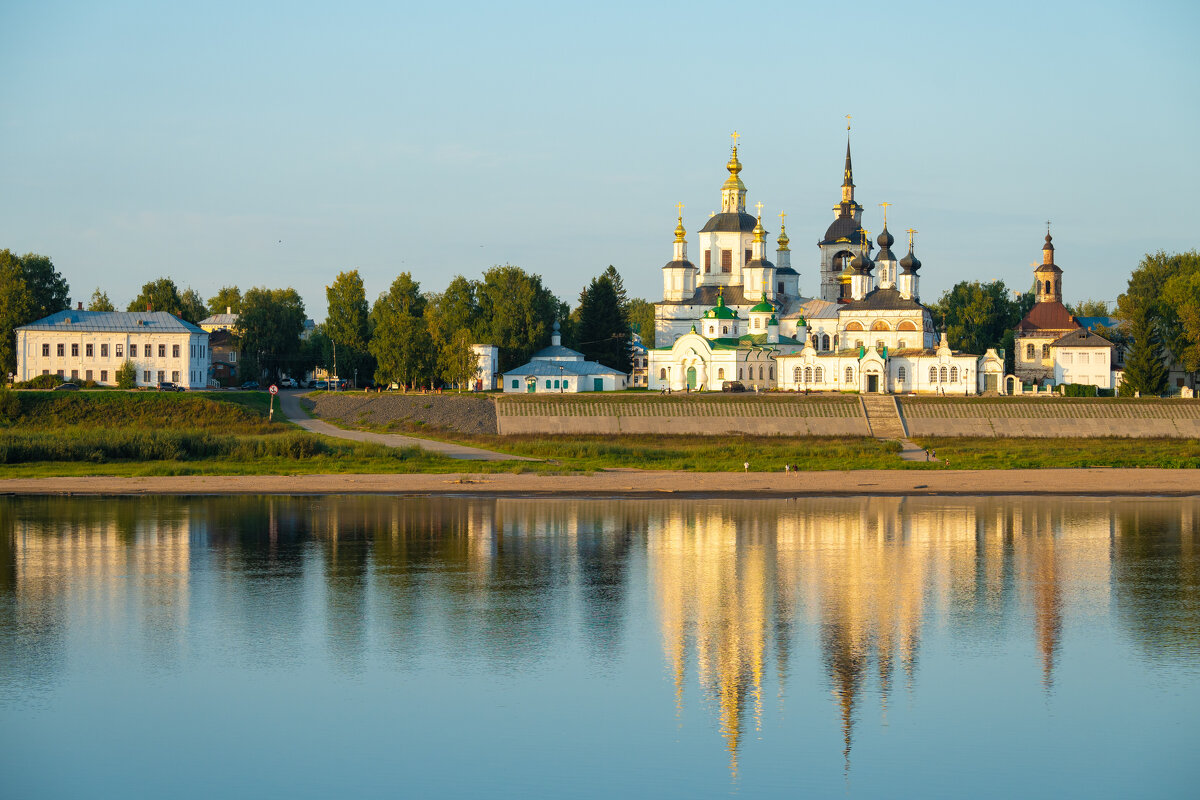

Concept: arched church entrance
[[686, 366, 697, 390]]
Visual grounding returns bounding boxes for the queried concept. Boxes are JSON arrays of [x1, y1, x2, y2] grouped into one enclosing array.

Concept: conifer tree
[[1119, 311, 1169, 396]]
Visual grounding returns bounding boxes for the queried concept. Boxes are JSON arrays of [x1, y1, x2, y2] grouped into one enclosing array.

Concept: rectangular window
[[42, 370, 48, 376], [721, 249, 732, 273], [71, 369, 78, 379], [143, 371, 150, 383], [57, 344, 64, 356], [100, 370, 107, 383], [172, 370, 180, 382], [778, 282, 784, 294], [1042, 344, 1050, 358], [116, 343, 124, 358], [85, 343, 93, 357], [42, 343, 49, 357], [512, 379, 519, 388], [57, 370, 64, 378], [173, 344, 180, 358], [1064, 353, 1073, 364], [158, 344, 166, 358], [545, 380, 551, 388], [100, 343, 108, 358], [229, 351, 236, 363], [704, 250, 712, 273], [745, 249, 752, 264], [85, 370, 93, 381], [1079, 353, 1089, 365], [72, 343, 79, 357], [157, 370, 165, 383], [130, 344, 137, 357]]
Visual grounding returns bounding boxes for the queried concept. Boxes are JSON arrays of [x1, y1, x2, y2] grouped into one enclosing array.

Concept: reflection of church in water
[[647, 497, 1118, 776]]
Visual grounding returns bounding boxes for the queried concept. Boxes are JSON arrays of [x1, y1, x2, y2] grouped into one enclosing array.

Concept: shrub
[[1061, 383, 1098, 398], [16, 374, 64, 389], [0, 388, 20, 422], [116, 360, 137, 389]]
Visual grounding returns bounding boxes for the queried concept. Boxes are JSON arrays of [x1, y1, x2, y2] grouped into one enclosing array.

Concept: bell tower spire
[[1033, 223, 1064, 304], [720, 131, 747, 213]]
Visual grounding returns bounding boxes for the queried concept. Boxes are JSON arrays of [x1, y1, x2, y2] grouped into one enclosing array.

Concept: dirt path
[[278, 391, 535, 462], [4, 469, 1199, 498]]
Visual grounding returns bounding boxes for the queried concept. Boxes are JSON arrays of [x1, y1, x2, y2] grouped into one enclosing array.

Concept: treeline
[[0, 248, 651, 388]]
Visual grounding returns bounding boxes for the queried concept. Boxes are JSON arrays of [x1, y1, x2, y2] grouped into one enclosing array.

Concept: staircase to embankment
[[860, 395, 908, 440]]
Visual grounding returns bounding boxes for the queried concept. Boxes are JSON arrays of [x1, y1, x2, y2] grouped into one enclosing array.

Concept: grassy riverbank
[[912, 437, 1200, 469]]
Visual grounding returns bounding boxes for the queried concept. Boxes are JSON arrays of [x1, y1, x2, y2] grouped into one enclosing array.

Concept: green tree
[[440, 328, 479, 390], [180, 288, 207, 324], [626, 298, 656, 348], [115, 360, 137, 389], [370, 273, 432, 388], [235, 287, 307, 382], [17, 253, 70, 320], [1069, 299, 1114, 318], [1119, 310, 1170, 396], [128, 278, 184, 316], [575, 271, 631, 372], [0, 251, 34, 377], [932, 280, 1022, 356], [325, 270, 372, 381], [207, 286, 242, 315], [87, 288, 115, 311], [602, 265, 629, 310], [298, 324, 334, 379], [475, 265, 560, 371], [1161, 268, 1200, 381]]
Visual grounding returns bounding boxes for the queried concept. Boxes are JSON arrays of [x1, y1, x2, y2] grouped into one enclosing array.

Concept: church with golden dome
[[649, 134, 1004, 394]]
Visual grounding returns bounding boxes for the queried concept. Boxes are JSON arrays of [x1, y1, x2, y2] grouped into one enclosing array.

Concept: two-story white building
[[1051, 328, 1116, 389], [15, 308, 210, 388]]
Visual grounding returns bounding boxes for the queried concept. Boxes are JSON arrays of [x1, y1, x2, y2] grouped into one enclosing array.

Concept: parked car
[[721, 381, 746, 393], [314, 380, 328, 390], [279, 377, 297, 388], [240, 380, 260, 390], [157, 381, 185, 392], [53, 382, 80, 391]]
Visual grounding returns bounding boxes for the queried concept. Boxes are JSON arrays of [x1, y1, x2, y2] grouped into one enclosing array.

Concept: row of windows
[[794, 366, 827, 383], [844, 320, 920, 332], [657, 366, 776, 381], [1025, 343, 1052, 360], [38, 342, 205, 359], [42, 369, 186, 383]]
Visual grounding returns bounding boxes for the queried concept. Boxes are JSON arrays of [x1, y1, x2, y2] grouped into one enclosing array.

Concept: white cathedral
[[648, 137, 1004, 394]]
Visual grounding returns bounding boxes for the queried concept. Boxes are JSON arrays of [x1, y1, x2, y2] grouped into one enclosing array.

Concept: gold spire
[[879, 201, 891, 227], [753, 202, 765, 243], [674, 202, 686, 243], [906, 227, 917, 250], [777, 211, 790, 251]]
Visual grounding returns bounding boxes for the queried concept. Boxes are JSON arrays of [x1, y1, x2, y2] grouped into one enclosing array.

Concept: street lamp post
[[559, 365, 564, 393]]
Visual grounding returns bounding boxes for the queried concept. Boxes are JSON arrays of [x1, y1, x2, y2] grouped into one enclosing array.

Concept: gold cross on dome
[[676, 202, 684, 217], [779, 211, 787, 226], [755, 201, 763, 217], [879, 201, 891, 226], [845, 114, 852, 131], [906, 227, 917, 249], [731, 131, 740, 149]]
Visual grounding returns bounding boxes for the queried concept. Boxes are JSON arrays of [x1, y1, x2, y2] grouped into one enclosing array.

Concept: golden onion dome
[[674, 215, 686, 242]]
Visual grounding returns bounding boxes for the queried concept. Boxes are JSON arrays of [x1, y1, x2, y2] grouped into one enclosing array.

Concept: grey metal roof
[[199, 312, 239, 327], [792, 298, 840, 319], [503, 360, 626, 377], [745, 258, 776, 270], [529, 344, 585, 359], [775, 265, 799, 276], [841, 287, 929, 313], [661, 259, 696, 271], [658, 284, 751, 307], [16, 310, 206, 334], [821, 211, 868, 245], [700, 212, 758, 233], [1051, 328, 1115, 348]]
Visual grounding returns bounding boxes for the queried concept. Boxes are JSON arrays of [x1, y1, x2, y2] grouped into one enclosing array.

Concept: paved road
[[898, 439, 938, 462], [277, 391, 536, 462]]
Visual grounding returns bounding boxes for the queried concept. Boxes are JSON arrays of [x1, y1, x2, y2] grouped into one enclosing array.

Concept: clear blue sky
[[2, 0, 1197, 321]]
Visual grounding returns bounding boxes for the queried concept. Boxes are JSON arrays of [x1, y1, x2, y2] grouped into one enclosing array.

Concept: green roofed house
[[502, 320, 628, 393]]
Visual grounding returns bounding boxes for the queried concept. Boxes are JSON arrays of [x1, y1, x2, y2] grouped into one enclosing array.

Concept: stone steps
[[861, 395, 908, 440]]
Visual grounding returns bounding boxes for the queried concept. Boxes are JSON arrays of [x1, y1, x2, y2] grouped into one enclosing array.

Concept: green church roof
[[749, 293, 775, 313], [702, 292, 739, 320]]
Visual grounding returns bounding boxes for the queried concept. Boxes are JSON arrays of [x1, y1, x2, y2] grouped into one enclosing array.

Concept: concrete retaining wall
[[900, 399, 1200, 438]]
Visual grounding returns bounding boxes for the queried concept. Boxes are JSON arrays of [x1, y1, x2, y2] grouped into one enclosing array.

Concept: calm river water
[[1, 495, 1197, 798]]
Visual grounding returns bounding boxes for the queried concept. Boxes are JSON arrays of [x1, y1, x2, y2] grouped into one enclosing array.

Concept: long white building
[[15, 309, 210, 388]]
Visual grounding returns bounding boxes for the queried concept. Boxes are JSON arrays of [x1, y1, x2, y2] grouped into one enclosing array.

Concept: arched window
[[845, 321, 864, 331], [1026, 343, 1035, 359], [815, 366, 824, 382], [1044, 280, 1051, 294], [898, 340, 907, 349], [758, 366, 764, 380], [855, 340, 864, 349], [793, 366, 802, 382], [929, 366, 938, 383], [753, 318, 760, 329], [898, 320, 918, 331], [950, 366, 958, 382], [898, 366, 906, 383], [717, 368, 725, 380], [659, 368, 666, 380], [804, 366, 812, 382], [876, 340, 886, 351], [870, 320, 891, 331], [821, 334, 830, 350], [1042, 344, 1050, 358], [845, 366, 854, 384], [769, 367, 774, 379], [940, 366, 948, 383], [722, 326, 728, 335], [709, 325, 715, 336]]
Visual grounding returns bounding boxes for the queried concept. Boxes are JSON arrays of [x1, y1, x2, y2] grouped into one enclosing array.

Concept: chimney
[[147, 301, 153, 312], [77, 301, 83, 310], [226, 306, 231, 315]]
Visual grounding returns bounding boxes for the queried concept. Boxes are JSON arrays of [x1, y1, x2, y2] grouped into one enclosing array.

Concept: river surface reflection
[[1, 495, 1197, 798]]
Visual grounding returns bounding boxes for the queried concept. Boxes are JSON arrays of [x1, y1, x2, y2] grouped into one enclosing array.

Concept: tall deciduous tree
[[180, 288, 207, 324], [440, 328, 479, 390], [576, 272, 631, 372], [87, 288, 115, 311], [235, 287, 307, 382], [17, 253, 70, 320], [207, 286, 242, 315], [1161, 268, 1200, 380], [128, 278, 184, 316], [475, 265, 559, 371], [325, 270, 372, 381], [626, 298, 656, 348], [0, 251, 34, 377], [931, 280, 1023, 357], [370, 273, 432, 388], [1119, 309, 1170, 396]]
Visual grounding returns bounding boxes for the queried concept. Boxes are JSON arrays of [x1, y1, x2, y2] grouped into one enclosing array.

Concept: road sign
[[269, 384, 279, 395]]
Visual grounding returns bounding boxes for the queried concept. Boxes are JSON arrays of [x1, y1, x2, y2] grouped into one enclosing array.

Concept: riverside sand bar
[[3, 468, 1200, 497]]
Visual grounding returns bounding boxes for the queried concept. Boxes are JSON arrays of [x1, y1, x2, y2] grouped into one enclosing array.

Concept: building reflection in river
[[1, 495, 1197, 778]]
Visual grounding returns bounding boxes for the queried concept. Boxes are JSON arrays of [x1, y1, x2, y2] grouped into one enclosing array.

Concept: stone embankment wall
[[495, 396, 868, 436], [307, 393, 498, 435], [899, 399, 1200, 438]]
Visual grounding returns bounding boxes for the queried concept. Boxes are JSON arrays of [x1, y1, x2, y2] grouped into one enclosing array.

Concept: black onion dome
[[877, 227, 895, 248], [899, 250, 921, 274], [821, 215, 869, 245], [851, 250, 874, 274], [1043, 233, 1054, 251]]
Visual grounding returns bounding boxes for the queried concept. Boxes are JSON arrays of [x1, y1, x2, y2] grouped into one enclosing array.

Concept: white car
[[279, 378, 297, 388]]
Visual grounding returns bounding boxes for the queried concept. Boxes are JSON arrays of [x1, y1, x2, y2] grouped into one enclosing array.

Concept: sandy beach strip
[[1, 469, 1199, 498]]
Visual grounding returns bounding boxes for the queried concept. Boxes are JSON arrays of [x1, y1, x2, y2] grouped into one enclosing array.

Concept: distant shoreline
[[3, 469, 1199, 498]]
